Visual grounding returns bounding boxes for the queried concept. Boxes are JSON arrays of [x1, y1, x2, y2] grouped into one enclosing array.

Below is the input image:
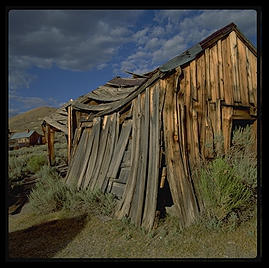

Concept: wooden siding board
[[88, 116, 110, 190], [237, 37, 249, 105], [76, 123, 96, 189], [65, 128, 89, 186], [217, 39, 225, 100], [132, 87, 150, 226], [82, 118, 101, 190], [106, 119, 132, 180], [222, 36, 234, 105], [162, 73, 199, 227], [142, 84, 160, 230], [114, 96, 141, 220], [229, 31, 241, 103]]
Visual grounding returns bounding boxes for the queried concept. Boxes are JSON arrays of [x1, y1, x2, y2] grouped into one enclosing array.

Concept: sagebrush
[[194, 125, 257, 227]]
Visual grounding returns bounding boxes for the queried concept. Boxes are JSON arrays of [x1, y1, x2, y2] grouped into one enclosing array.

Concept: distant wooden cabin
[[43, 23, 258, 230], [9, 130, 43, 150]]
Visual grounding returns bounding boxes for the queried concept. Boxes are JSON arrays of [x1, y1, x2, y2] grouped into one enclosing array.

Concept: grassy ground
[[8, 201, 258, 259]]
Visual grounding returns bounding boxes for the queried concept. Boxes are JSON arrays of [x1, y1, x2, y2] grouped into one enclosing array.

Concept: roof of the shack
[[43, 22, 256, 132], [10, 130, 36, 140]]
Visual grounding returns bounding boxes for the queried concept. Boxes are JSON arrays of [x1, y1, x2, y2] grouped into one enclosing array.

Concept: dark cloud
[[9, 10, 144, 87]]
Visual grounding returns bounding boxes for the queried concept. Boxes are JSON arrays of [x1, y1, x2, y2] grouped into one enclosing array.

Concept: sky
[[8, 9, 258, 117]]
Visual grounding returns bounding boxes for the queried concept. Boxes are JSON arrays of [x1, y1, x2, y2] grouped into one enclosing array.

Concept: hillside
[[9, 106, 57, 134]]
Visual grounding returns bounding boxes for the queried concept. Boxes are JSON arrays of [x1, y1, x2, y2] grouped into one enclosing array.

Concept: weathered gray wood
[[106, 120, 132, 180], [65, 129, 89, 186], [110, 181, 125, 199], [87, 116, 110, 190], [130, 87, 150, 226], [87, 70, 162, 121], [162, 75, 199, 228], [117, 167, 131, 184], [142, 84, 160, 230], [93, 116, 112, 190], [76, 123, 96, 189], [99, 113, 118, 192], [114, 95, 141, 220], [82, 117, 101, 190]]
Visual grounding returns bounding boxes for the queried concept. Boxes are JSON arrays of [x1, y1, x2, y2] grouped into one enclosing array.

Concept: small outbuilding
[[43, 23, 258, 230], [9, 130, 43, 150]]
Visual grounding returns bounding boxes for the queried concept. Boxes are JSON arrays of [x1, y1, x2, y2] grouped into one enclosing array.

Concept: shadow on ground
[[8, 214, 88, 259]]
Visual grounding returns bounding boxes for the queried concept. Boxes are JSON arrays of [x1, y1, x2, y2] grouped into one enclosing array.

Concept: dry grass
[[8, 202, 258, 259]]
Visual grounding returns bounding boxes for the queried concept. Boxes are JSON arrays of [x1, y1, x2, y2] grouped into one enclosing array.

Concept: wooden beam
[[46, 124, 55, 166], [67, 105, 72, 165]]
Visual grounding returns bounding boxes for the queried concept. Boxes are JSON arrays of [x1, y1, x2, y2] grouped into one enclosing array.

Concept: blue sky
[[8, 9, 258, 117]]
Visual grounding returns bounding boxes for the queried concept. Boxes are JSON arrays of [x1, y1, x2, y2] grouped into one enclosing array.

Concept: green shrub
[[195, 126, 256, 226], [26, 154, 47, 173], [29, 166, 116, 216], [28, 166, 68, 214], [198, 157, 252, 221]]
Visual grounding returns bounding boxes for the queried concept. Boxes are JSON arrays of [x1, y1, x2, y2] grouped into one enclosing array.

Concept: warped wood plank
[[81, 118, 101, 190], [106, 120, 132, 180], [76, 122, 96, 189], [93, 117, 112, 190], [87, 116, 110, 190], [65, 129, 89, 186], [162, 74, 199, 227], [99, 113, 118, 193], [130, 87, 149, 227], [87, 70, 162, 121], [114, 95, 141, 220], [142, 85, 160, 230]]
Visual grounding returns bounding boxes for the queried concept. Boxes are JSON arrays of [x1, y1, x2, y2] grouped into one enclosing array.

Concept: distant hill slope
[[9, 106, 57, 134]]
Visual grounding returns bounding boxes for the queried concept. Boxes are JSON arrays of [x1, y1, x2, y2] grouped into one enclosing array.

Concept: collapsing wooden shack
[[44, 23, 257, 230]]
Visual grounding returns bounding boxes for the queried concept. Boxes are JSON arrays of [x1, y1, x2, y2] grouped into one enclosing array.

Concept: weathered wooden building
[[9, 130, 43, 150], [44, 23, 257, 230]]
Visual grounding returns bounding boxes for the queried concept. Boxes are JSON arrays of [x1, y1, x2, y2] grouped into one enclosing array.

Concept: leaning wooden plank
[[93, 117, 112, 190], [76, 119, 98, 189], [99, 113, 118, 192], [114, 96, 141, 220], [65, 129, 88, 186], [82, 118, 101, 190], [106, 120, 132, 180], [128, 93, 145, 225], [142, 85, 160, 230], [130, 88, 150, 227], [87, 116, 110, 190], [162, 74, 199, 227]]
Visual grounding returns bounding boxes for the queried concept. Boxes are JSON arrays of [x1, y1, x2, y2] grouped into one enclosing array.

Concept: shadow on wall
[[8, 214, 88, 259]]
